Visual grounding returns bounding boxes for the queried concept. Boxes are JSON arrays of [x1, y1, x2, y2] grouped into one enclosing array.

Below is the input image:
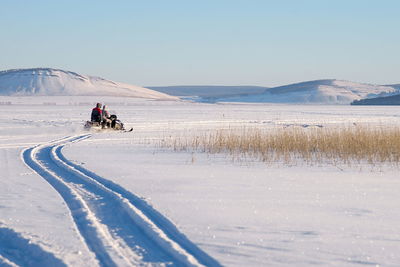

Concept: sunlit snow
[[1, 96, 400, 266]]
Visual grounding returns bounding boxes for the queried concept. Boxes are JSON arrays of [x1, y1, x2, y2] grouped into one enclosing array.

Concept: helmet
[[96, 103, 102, 108]]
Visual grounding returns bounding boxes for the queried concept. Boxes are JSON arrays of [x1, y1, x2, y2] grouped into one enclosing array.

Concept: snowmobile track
[[0, 226, 67, 267], [22, 134, 221, 267]]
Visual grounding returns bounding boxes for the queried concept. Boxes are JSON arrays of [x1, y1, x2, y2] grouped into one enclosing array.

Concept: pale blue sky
[[1, 0, 399, 86]]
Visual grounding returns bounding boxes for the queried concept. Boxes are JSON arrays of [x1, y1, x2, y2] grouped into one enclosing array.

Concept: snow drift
[[214, 79, 399, 104], [0, 68, 178, 100]]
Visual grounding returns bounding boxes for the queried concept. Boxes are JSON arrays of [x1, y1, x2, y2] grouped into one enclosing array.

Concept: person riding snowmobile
[[102, 105, 112, 128], [91, 103, 102, 123], [86, 103, 131, 131]]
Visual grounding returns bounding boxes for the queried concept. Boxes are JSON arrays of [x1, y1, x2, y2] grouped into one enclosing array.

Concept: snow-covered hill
[[216, 79, 399, 104], [0, 68, 178, 100]]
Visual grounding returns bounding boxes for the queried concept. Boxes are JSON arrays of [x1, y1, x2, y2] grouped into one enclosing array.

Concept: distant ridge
[[150, 80, 399, 104], [385, 84, 400, 90], [212, 79, 399, 104], [148, 85, 268, 97], [351, 94, 400, 105], [0, 68, 177, 100]]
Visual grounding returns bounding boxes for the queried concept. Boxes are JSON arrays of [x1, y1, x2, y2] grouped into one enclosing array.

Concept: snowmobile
[[84, 115, 132, 132]]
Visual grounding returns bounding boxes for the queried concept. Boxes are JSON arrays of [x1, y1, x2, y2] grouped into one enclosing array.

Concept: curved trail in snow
[[22, 134, 221, 267]]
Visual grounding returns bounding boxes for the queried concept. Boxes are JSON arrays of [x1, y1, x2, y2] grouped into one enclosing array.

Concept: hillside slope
[[351, 94, 400, 105], [216, 80, 398, 104], [0, 68, 177, 100]]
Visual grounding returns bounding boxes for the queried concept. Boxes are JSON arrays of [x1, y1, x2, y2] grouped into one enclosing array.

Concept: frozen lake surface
[[1, 96, 400, 266]]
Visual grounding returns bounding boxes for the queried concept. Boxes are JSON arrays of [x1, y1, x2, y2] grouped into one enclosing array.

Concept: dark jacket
[[91, 107, 102, 122]]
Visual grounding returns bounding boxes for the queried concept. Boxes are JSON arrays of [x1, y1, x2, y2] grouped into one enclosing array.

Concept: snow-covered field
[[1, 96, 400, 266]]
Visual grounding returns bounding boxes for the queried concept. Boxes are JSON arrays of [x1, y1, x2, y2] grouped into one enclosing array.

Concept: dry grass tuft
[[159, 126, 400, 165]]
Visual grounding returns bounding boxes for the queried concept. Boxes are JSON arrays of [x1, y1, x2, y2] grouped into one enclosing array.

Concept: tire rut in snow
[[0, 226, 67, 267], [23, 134, 221, 267]]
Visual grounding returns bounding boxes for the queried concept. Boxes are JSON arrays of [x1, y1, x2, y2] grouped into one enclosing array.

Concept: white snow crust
[[0, 68, 178, 100], [214, 80, 399, 104], [1, 96, 400, 266]]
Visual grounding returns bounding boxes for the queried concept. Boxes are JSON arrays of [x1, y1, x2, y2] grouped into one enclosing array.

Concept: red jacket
[[91, 107, 102, 122]]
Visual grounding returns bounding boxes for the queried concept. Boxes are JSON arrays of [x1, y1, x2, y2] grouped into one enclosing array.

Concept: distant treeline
[[351, 94, 400, 105]]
